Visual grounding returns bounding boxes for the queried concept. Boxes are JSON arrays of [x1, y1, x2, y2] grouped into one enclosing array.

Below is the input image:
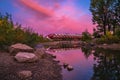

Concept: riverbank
[[97, 43, 120, 51], [41, 41, 120, 51], [80, 41, 120, 51], [0, 48, 62, 80]]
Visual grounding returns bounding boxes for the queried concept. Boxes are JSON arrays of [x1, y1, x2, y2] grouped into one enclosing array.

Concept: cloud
[[17, 0, 54, 17], [13, 0, 94, 34]]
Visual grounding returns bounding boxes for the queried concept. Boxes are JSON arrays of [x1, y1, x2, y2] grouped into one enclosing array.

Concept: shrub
[[96, 31, 120, 44], [0, 13, 49, 49], [115, 29, 120, 38], [81, 31, 92, 42]]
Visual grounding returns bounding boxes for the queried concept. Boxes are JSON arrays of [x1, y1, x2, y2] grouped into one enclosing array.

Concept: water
[[46, 47, 120, 80]]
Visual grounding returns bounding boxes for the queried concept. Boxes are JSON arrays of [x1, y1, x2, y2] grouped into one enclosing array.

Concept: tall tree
[[90, 0, 120, 35], [111, 0, 120, 33]]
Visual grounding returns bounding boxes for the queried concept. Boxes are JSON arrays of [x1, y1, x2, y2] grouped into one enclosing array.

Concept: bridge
[[46, 34, 82, 41]]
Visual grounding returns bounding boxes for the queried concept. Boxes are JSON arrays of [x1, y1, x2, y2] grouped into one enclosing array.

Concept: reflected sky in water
[[46, 46, 120, 80], [40, 39, 120, 80], [47, 48, 95, 80]]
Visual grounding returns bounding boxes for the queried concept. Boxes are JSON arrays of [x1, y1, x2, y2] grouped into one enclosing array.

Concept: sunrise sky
[[0, 0, 95, 35]]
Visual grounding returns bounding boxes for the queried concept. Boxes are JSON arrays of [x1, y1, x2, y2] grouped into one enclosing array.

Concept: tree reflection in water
[[81, 47, 120, 80], [81, 46, 93, 58], [92, 49, 120, 80]]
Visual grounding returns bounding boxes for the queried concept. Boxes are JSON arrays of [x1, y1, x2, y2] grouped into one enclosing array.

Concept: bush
[[96, 31, 120, 44], [115, 29, 120, 38], [0, 13, 49, 49], [81, 31, 92, 42]]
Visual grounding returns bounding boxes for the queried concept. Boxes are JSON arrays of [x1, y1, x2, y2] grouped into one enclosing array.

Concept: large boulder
[[9, 43, 34, 54], [15, 52, 38, 62], [18, 70, 32, 79]]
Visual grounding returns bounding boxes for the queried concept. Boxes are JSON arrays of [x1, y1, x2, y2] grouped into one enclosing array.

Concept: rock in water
[[9, 43, 34, 54], [15, 52, 38, 62], [52, 54, 56, 58], [91, 50, 95, 53], [18, 70, 32, 79], [67, 65, 74, 71], [63, 63, 69, 68]]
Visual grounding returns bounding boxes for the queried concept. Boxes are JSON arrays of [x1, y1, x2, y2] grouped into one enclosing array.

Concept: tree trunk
[[108, 24, 111, 31], [103, 14, 107, 35], [113, 26, 115, 35], [103, 25, 106, 35]]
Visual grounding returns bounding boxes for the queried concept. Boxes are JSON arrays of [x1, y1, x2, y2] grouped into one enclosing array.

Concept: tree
[[111, 0, 120, 33], [90, 0, 120, 35]]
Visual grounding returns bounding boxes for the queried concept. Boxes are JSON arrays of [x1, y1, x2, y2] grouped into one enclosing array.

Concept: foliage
[[115, 27, 120, 37], [93, 28, 102, 38], [96, 31, 120, 44], [81, 30, 92, 42], [90, 0, 120, 35], [0, 13, 49, 49]]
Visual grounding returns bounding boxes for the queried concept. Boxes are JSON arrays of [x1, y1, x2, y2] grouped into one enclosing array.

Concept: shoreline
[[0, 41, 120, 80], [0, 49, 62, 80], [41, 41, 120, 51], [96, 43, 120, 51]]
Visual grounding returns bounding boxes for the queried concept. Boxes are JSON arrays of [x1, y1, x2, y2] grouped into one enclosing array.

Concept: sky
[[0, 0, 95, 35]]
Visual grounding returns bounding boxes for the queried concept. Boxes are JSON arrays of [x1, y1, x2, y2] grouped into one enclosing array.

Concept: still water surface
[[46, 47, 120, 80]]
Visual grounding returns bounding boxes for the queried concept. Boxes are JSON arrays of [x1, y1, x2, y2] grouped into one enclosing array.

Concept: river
[[46, 45, 120, 80]]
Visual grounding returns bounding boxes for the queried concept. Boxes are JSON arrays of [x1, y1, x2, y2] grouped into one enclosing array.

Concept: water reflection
[[81, 46, 93, 59], [91, 49, 120, 80], [81, 47, 120, 80], [46, 45, 120, 80]]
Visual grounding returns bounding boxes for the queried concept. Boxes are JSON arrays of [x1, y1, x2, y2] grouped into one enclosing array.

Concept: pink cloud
[[14, 0, 94, 34], [17, 0, 54, 17]]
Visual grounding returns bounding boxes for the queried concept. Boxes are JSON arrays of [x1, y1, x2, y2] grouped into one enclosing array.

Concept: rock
[[9, 43, 34, 54], [15, 52, 38, 62], [18, 70, 32, 79], [103, 44, 107, 46], [91, 50, 95, 53], [52, 54, 56, 58], [67, 65, 74, 71], [63, 63, 69, 68]]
